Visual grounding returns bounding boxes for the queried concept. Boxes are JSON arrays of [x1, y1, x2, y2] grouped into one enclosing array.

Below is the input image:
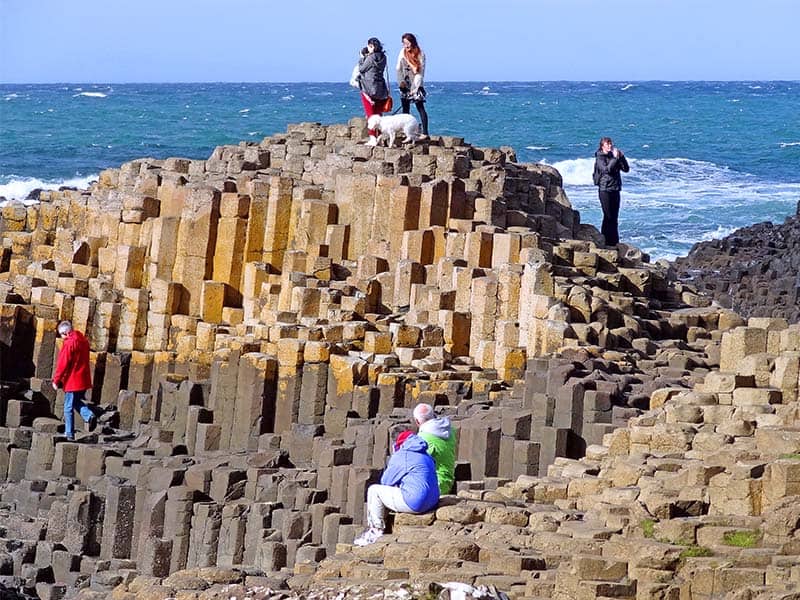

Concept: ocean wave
[[779, 141, 800, 148], [280, 95, 294, 101], [239, 108, 250, 113], [0, 174, 98, 204], [547, 157, 595, 185], [74, 92, 107, 98], [627, 225, 741, 261], [669, 225, 739, 245], [549, 156, 800, 204], [620, 84, 635, 91], [526, 145, 550, 150]]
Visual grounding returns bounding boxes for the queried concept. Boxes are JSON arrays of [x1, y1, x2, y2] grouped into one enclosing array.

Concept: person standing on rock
[[593, 136, 630, 247], [396, 32, 429, 139], [357, 37, 391, 146], [353, 430, 440, 546], [413, 403, 456, 494], [52, 320, 96, 441]]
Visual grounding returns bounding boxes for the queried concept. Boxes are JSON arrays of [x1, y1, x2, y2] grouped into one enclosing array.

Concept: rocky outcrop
[[1, 120, 796, 599], [309, 318, 800, 600], [672, 203, 800, 323]]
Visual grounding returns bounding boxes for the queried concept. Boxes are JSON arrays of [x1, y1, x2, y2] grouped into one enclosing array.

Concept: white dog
[[367, 113, 421, 147]]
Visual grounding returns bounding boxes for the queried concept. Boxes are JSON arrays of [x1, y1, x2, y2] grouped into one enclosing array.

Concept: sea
[[2, 81, 799, 261]]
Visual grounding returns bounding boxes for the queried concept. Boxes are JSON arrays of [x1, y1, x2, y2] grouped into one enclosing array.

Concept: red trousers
[[361, 92, 383, 136]]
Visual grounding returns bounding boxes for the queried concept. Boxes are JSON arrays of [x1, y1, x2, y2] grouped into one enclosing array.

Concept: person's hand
[[612, 147, 621, 158], [51, 382, 58, 391], [398, 81, 408, 91]]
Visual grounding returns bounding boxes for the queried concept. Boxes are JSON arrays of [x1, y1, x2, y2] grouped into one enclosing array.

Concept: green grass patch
[[722, 530, 760, 548], [641, 518, 656, 539], [679, 545, 714, 559], [779, 453, 800, 460]]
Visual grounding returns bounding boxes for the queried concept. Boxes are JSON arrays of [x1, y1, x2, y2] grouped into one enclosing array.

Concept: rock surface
[[672, 202, 800, 323], [0, 120, 799, 599]]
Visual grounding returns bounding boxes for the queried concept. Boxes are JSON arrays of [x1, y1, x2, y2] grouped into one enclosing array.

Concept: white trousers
[[366, 484, 412, 530]]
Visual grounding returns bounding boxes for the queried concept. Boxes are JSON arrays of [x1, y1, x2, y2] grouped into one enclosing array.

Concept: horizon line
[[3, 79, 800, 86]]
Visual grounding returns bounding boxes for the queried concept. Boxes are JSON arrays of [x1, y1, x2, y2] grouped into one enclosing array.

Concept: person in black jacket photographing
[[357, 37, 391, 147], [593, 137, 630, 246]]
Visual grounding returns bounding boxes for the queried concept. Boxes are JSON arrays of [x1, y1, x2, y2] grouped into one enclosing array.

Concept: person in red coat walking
[[51, 320, 96, 440]]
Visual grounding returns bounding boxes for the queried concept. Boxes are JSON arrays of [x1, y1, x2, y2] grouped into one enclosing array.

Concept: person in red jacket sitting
[[51, 320, 96, 440]]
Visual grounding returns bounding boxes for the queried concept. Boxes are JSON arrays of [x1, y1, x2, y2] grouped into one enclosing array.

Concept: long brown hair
[[402, 33, 422, 73]]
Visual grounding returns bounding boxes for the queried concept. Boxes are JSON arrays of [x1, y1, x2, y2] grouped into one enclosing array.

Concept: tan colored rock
[[720, 327, 768, 373], [732, 387, 782, 406], [650, 387, 685, 410]]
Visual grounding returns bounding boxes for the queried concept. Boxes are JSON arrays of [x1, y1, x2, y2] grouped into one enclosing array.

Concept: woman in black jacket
[[358, 37, 390, 146], [593, 137, 630, 246]]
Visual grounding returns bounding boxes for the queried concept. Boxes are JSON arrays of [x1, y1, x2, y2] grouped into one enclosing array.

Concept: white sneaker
[[366, 135, 378, 147], [353, 527, 383, 546]]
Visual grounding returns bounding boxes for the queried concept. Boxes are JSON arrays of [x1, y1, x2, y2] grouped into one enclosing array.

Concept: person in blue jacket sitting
[[353, 430, 440, 546]]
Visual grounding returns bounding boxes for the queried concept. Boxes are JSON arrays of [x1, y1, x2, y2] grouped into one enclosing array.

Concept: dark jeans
[[598, 190, 621, 246], [401, 98, 428, 135]]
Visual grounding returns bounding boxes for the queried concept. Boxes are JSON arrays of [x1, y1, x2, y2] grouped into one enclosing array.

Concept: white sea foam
[[696, 225, 738, 242], [74, 92, 107, 98], [620, 84, 635, 91], [280, 95, 294, 101], [547, 157, 595, 186], [0, 175, 98, 205], [525, 145, 550, 151], [779, 141, 800, 148], [549, 156, 800, 205], [239, 108, 250, 113]]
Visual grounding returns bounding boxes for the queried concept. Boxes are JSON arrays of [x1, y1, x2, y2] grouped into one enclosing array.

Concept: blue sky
[[2, 0, 799, 83]]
